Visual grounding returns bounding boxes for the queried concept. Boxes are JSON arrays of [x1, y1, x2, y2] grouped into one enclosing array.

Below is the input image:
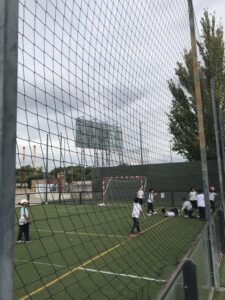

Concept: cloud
[[16, 0, 194, 169]]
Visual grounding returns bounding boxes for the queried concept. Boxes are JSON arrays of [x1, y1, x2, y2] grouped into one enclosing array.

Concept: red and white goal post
[[99, 175, 147, 206]]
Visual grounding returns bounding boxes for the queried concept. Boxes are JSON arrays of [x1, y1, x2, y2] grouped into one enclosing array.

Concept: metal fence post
[[210, 79, 225, 216], [188, 0, 220, 288], [183, 260, 198, 300], [79, 192, 82, 205], [0, 0, 19, 299]]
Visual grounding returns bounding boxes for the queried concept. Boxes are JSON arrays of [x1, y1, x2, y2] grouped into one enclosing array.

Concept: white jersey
[[148, 193, 154, 203], [131, 203, 142, 218], [19, 207, 29, 225], [209, 192, 217, 201], [137, 189, 144, 199], [181, 201, 192, 212], [189, 191, 197, 201], [197, 194, 205, 207]]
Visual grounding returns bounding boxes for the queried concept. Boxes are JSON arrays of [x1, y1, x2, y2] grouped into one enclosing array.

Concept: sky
[[16, 0, 225, 170], [193, 0, 225, 29]]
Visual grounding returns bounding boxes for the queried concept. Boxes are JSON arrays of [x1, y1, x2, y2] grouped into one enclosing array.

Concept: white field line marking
[[78, 267, 167, 283], [32, 228, 126, 238], [20, 219, 169, 299], [15, 259, 67, 269], [14, 259, 166, 283]]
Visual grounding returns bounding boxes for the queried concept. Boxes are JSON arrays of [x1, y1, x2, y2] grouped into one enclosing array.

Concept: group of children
[[186, 186, 218, 219], [16, 186, 218, 242], [130, 186, 218, 238]]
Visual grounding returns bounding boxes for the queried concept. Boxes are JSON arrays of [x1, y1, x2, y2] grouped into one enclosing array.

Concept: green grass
[[14, 204, 204, 299]]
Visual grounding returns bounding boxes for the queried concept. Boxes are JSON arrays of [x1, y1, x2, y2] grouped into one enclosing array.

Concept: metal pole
[[219, 110, 225, 175], [169, 140, 173, 163], [139, 121, 143, 165], [183, 260, 198, 300], [33, 145, 36, 169], [22, 146, 25, 166], [188, 0, 211, 221], [0, 0, 19, 299], [45, 134, 49, 204], [59, 133, 62, 203], [188, 0, 220, 288], [210, 79, 225, 214]]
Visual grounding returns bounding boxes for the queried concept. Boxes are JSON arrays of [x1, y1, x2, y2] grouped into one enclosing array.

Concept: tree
[[16, 165, 44, 187], [49, 165, 92, 183], [168, 11, 225, 161]]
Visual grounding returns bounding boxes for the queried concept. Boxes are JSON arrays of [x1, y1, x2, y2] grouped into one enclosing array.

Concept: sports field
[[14, 204, 204, 299]]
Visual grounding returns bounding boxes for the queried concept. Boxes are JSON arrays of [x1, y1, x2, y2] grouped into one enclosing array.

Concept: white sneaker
[[153, 212, 157, 214], [16, 240, 24, 244], [184, 215, 189, 218], [147, 213, 151, 216]]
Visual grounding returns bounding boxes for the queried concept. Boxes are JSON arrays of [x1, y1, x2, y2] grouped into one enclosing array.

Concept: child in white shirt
[[17, 199, 31, 243], [209, 187, 218, 213], [147, 188, 157, 215], [130, 198, 145, 237]]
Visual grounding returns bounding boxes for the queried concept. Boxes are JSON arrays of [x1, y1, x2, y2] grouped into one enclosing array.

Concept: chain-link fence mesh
[[0, 0, 224, 299]]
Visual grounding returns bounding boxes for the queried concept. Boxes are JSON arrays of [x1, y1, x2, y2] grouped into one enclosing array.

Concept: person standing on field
[[136, 185, 145, 206], [209, 186, 218, 213], [17, 199, 31, 243], [147, 188, 157, 215], [189, 187, 197, 209], [130, 198, 145, 238], [196, 190, 206, 220]]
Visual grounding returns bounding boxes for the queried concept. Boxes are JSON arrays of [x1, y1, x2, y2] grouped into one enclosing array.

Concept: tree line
[[16, 165, 92, 188]]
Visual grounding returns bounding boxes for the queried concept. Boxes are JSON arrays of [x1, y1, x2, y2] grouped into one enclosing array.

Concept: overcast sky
[[194, 0, 225, 28], [16, 0, 225, 170]]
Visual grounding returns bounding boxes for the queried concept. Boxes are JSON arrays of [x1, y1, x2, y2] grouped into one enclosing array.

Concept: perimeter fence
[[0, 0, 225, 299]]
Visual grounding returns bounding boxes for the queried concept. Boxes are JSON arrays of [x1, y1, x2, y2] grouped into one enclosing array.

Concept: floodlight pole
[[219, 110, 225, 174], [188, 0, 220, 288], [139, 121, 143, 165], [59, 133, 62, 203], [45, 134, 49, 204], [0, 0, 19, 299], [169, 140, 173, 163]]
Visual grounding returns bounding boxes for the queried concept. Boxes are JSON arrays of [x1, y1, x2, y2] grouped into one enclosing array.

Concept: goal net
[[101, 176, 147, 205]]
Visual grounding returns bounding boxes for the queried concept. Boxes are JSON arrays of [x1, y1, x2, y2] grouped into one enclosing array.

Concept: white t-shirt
[[137, 189, 144, 199], [131, 203, 142, 218], [196, 194, 205, 207], [189, 191, 197, 201], [209, 192, 217, 201], [181, 201, 192, 212], [19, 207, 29, 225], [148, 193, 154, 203], [165, 211, 176, 217]]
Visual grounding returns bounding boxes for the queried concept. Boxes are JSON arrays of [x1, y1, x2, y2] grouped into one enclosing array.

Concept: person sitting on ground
[[180, 197, 193, 218], [161, 207, 179, 217]]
